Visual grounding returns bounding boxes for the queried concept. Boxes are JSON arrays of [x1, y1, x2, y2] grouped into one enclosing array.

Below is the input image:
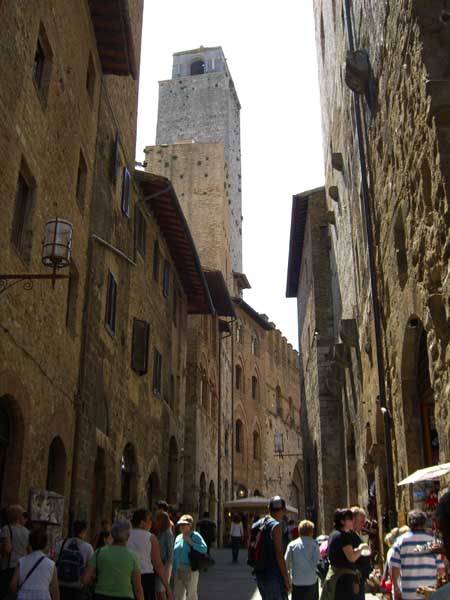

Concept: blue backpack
[[57, 538, 85, 583], [247, 517, 273, 572]]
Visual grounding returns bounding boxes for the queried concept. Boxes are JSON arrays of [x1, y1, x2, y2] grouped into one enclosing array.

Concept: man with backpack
[[56, 520, 93, 600], [248, 496, 291, 599]]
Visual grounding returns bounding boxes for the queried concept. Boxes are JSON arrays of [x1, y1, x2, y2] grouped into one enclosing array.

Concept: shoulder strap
[[18, 556, 45, 590], [56, 538, 68, 566]]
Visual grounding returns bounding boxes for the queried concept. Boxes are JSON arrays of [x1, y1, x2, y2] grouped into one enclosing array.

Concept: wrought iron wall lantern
[[0, 218, 73, 296]]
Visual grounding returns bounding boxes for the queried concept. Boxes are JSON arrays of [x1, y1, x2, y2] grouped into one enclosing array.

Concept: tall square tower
[[156, 46, 243, 272]]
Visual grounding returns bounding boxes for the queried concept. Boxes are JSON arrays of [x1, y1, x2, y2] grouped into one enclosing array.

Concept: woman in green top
[[82, 520, 144, 600]]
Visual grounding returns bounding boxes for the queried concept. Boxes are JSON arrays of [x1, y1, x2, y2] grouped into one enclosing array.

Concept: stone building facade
[[288, 0, 450, 541]]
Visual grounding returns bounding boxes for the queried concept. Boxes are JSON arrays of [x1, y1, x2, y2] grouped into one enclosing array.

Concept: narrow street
[[198, 549, 379, 599]]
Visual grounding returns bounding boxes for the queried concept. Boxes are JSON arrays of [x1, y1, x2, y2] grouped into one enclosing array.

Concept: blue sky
[[136, 0, 325, 349]]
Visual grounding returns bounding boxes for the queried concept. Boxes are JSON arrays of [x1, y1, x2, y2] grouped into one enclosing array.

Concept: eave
[[232, 298, 274, 331]]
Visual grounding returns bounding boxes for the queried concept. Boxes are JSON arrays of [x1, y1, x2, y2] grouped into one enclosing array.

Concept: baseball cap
[[269, 496, 286, 511], [177, 514, 194, 526]]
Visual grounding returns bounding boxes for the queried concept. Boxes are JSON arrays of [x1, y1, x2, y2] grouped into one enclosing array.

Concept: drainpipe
[[343, 0, 397, 529]]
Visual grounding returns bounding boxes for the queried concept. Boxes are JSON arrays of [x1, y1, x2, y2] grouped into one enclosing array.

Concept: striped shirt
[[389, 531, 444, 600]]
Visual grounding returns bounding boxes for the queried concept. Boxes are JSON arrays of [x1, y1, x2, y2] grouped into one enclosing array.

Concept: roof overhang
[[233, 271, 251, 291], [134, 170, 214, 315], [232, 297, 274, 331], [203, 270, 236, 317], [89, 0, 138, 79], [286, 187, 325, 298]]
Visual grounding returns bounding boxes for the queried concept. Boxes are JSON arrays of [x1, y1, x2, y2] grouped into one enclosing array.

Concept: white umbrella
[[397, 462, 450, 486], [223, 495, 298, 514]]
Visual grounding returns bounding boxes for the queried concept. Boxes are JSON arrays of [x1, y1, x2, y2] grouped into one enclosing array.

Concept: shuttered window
[[121, 167, 130, 216], [153, 349, 162, 394], [163, 260, 170, 297], [105, 272, 117, 334], [131, 319, 150, 375]]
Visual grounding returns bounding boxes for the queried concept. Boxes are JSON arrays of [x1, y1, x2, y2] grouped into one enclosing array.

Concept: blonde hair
[[351, 506, 366, 517], [384, 525, 409, 547], [299, 519, 315, 536]]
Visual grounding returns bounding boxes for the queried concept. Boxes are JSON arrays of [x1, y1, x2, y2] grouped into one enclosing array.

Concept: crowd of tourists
[[1, 493, 450, 600], [0, 502, 210, 600]]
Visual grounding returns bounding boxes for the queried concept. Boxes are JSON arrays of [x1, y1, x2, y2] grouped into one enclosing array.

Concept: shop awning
[[397, 463, 450, 486], [224, 495, 298, 514]]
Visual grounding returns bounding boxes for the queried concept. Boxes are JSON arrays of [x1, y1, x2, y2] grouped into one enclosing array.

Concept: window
[[191, 60, 205, 75], [135, 208, 146, 257], [105, 272, 117, 334], [236, 321, 243, 344], [153, 349, 162, 394], [224, 431, 229, 456], [65, 264, 79, 336], [121, 167, 131, 216], [253, 431, 260, 460], [76, 149, 87, 208], [251, 335, 260, 357], [251, 376, 258, 400], [131, 319, 150, 375], [235, 420, 243, 453], [163, 260, 170, 297], [110, 132, 120, 185], [11, 169, 35, 261], [86, 53, 96, 102], [153, 241, 160, 282], [32, 25, 52, 105], [235, 365, 242, 390]]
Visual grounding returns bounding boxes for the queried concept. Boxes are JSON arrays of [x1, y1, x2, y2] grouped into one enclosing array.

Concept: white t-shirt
[[230, 522, 243, 537], [0, 525, 29, 570], [127, 529, 153, 574], [18, 551, 55, 600]]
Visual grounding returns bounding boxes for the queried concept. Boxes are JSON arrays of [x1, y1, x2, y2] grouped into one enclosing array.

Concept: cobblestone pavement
[[198, 549, 380, 599]]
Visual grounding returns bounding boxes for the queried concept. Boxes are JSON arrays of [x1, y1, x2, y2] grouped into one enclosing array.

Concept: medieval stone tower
[[156, 46, 243, 272]]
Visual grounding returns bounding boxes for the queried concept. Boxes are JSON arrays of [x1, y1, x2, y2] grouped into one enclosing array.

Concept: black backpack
[[247, 517, 272, 572], [57, 538, 85, 583]]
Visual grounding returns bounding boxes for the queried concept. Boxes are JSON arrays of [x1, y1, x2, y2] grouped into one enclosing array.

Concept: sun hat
[[177, 514, 194, 526]]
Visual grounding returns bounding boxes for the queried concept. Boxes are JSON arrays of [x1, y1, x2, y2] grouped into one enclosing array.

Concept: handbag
[[5, 555, 45, 600], [188, 548, 215, 572]]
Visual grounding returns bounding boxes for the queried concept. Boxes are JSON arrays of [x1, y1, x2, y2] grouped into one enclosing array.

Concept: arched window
[[251, 376, 259, 400], [224, 430, 229, 456], [235, 420, 243, 453], [236, 321, 243, 344], [46, 437, 67, 495], [121, 443, 137, 508], [191, 60, 205, 75], [251, 335, 260, 357], [253, 430, 260, 460], [235, 365, 242, 391], [276, 386, 283, 417]]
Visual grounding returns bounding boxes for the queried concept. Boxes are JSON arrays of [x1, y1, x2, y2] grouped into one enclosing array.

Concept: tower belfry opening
[[190, 60, 205, 75]]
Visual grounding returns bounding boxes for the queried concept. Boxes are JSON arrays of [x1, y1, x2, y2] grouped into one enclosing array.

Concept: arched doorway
[[121, 443, 137, 508], [199, 472, 206, 516], [208, 480, 216, 520], [0, 395, 25, 505], [147, 471, 161, 511], [402, 320, 438, 471], [290, 460, 302, 513], [91, 447, 106, 531], [46, 436, 67, 495], [167, 437, 178, 506]]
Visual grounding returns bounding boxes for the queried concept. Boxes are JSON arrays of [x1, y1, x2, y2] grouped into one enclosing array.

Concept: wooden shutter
[[121, 167, 130, 216], [131, 319, 149, 375], [153, 349, 162, 394]]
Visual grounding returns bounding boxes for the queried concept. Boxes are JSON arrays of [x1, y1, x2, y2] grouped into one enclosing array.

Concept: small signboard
[[29, 489, 64, 526]]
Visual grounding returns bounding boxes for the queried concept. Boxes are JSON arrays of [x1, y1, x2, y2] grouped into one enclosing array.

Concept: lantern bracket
[[0, 271, 69, 296]]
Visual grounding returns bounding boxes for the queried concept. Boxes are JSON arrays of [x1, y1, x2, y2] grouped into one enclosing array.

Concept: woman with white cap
[[172, 515, 207, 600]]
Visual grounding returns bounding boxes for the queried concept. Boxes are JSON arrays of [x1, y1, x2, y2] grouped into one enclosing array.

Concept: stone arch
[[199, 472, 207, 515], [191, 58, 205, 75], [401, 318, 438, 472], [0, 395, 25, 505], [290, 460, 302, 512], [147, 470, 161, 511], [208, 480, 216, 520], [46, 436, 67, 495], [121, 443, 138, 508], [167, 436, 178, 506]]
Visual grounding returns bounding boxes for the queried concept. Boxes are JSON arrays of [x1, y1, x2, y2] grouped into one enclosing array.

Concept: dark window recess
[[65, 265, 79, 336], [172, 292, 178, 325], [235, 420, 243, 453], [252, 376, 258, 400], [11, 171, 34, 261], [135, 208, 146, 257], [105, 272, 117, 334], [76, 150, 87, 208], [110, 133, 120, 185], [131, 319, 150, 375], [86, 53, 96, 101], [163, 260, 170, 297], [235, 365, 242, 390], [153, 241, 160, 282], [33, 40, 45, 89], [394, 211, 408, 286], [32, 25, 52, 105], [153, 349, 162, 394], [121, 167, 131, 216]]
